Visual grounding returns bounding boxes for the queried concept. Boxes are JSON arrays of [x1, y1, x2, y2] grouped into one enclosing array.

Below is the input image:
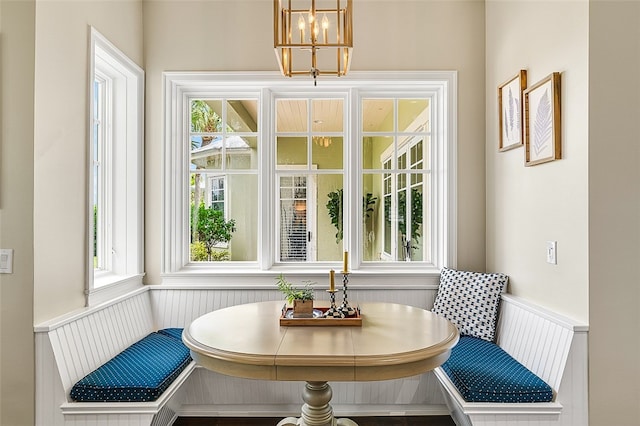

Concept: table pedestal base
[[276, 381, 358, 426]]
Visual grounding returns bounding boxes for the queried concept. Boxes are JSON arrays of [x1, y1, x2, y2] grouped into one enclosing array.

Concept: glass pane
[[277, 99, 307, 133], [408, 186, 425, 262], [316, 174, 344, 261], [361, 173, 386, 261], [191, 136, 222, 170], [397, 185, 407, 260], [191, 99, 223, 133], [410, 139, 422, 167], [362, 136, 393, 169], [398, 152, 407, 171], [362, 176, 380, 261], [362, 99, 393, 132], [93, 79, 103, 270], [312, 136, 343, 169], [384, 193, 392, 257], [226, 99, 258, 132], [277, 136, 307, 168], [227, 136, 258, 170], [312, 99, 343, 132], [280, 175, 309, 262], [398, 98, 429, 132], [190, 173, 257, 262], [279, 173, 344, 262]]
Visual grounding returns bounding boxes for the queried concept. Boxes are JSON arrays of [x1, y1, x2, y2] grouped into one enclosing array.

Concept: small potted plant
[[276, 274, 315, 318]]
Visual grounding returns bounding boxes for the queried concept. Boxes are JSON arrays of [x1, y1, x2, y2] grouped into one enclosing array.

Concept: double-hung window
[[163, 72, 456, 285]]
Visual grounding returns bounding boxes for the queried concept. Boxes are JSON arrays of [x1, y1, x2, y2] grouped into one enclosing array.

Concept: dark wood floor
[[174, 416, 455, 426]]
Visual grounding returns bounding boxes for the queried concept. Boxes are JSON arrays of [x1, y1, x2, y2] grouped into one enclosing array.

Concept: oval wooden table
[[183, 301, 459, 426]]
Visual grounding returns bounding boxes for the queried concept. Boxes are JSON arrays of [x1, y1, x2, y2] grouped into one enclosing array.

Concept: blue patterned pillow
[[70, 331, 191, 402], [441, 336, 553, 402], [432, 267, 507, 342]]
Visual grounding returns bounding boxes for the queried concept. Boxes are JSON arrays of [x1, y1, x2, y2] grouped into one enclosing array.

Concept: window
[[366, 99, 430, 262], [163, 72, 456, 284], [188, 98, 258, 262], [87, 28, 144, 304]]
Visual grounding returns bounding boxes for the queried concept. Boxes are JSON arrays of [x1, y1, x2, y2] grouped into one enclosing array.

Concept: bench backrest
[[496, 293, 584, 392], [42, 288, 155, 394]]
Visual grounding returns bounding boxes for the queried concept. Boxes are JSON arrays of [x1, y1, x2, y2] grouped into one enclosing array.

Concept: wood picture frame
[[498, 70, 527, 151], [524, 72, 561, 166]]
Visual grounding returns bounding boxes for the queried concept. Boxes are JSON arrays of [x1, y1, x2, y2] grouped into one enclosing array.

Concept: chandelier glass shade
[[274, 0, 353, 83]]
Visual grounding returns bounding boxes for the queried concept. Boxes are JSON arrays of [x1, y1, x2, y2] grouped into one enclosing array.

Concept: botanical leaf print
[[503, 84, 521, 146], [533, 89, 552, 156], [504, 109, 509, 140], [513, 97, 520, 135], [508, 87, 515, 135]]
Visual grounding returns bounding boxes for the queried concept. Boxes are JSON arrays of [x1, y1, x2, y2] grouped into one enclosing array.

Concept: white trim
[[87, 27, 145, 305], [163, 71, 457, 284]]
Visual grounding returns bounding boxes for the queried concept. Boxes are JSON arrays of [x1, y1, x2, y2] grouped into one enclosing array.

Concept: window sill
[[160, 266, 441, 289], [88, 273, 145, 306]]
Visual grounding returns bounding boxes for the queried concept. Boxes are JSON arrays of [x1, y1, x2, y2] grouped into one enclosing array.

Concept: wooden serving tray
[[279, 306, 362, 326]]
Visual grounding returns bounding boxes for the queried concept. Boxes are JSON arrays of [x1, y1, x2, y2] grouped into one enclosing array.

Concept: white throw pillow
[[432, 267, 508, 342]]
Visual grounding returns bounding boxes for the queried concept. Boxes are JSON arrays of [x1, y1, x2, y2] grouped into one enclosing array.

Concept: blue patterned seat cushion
[[442, 336, 553, 403], [70, 329, 191, 402]]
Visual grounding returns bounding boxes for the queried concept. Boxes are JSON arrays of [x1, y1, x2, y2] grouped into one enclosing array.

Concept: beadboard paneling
[[495, 294, 579, 391], [47, 291, 154, 394], [149, 287, 438, 329], [182, 367, 445, 409]]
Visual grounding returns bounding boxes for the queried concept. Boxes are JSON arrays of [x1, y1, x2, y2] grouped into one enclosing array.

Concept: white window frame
[[162, 72, 456, 287], [87, 27, 145, 305]]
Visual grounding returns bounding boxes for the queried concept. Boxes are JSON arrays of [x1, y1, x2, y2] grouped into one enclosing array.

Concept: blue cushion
[[157, 327, 184, 342], [70, 331, 191, 402], [442, 336, 553, 403]]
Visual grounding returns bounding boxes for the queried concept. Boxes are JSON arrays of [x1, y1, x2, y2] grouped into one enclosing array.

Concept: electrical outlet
[[546, 241, 557, 265], [0, 249, 13, 273]]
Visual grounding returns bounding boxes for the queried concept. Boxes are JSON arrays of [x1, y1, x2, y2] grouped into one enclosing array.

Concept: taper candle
[[329, 269, 335, 291], [343, 251, 348, 273]]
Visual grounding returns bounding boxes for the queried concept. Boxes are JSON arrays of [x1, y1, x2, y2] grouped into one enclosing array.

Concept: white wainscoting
[[148, 286, 438, 329], [148, 285, 446, 418]]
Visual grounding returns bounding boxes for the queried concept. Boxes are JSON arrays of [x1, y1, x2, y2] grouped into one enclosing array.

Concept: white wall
[[0, 2, 35, 424], [588, 2, 640, 424], [142, 0, 487, 284], [485, 0, 589, 322], [33, 0, 144, 323]]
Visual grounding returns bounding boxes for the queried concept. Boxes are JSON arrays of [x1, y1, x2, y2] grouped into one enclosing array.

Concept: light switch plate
[[546, 241, 557, 265], [0, 249, 14, 273]]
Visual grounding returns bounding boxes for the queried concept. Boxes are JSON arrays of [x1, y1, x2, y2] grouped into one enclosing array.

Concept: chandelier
[[274, 0, 353, 85]]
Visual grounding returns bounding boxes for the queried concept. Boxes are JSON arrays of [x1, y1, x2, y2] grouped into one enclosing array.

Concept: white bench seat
[[35, 287, 197, 426], [434, 293, 588, 426]]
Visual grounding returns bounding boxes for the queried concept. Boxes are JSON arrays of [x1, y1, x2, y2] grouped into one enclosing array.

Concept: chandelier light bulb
[[322, 14, 329, 43], [298, 15, 305, 43]]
